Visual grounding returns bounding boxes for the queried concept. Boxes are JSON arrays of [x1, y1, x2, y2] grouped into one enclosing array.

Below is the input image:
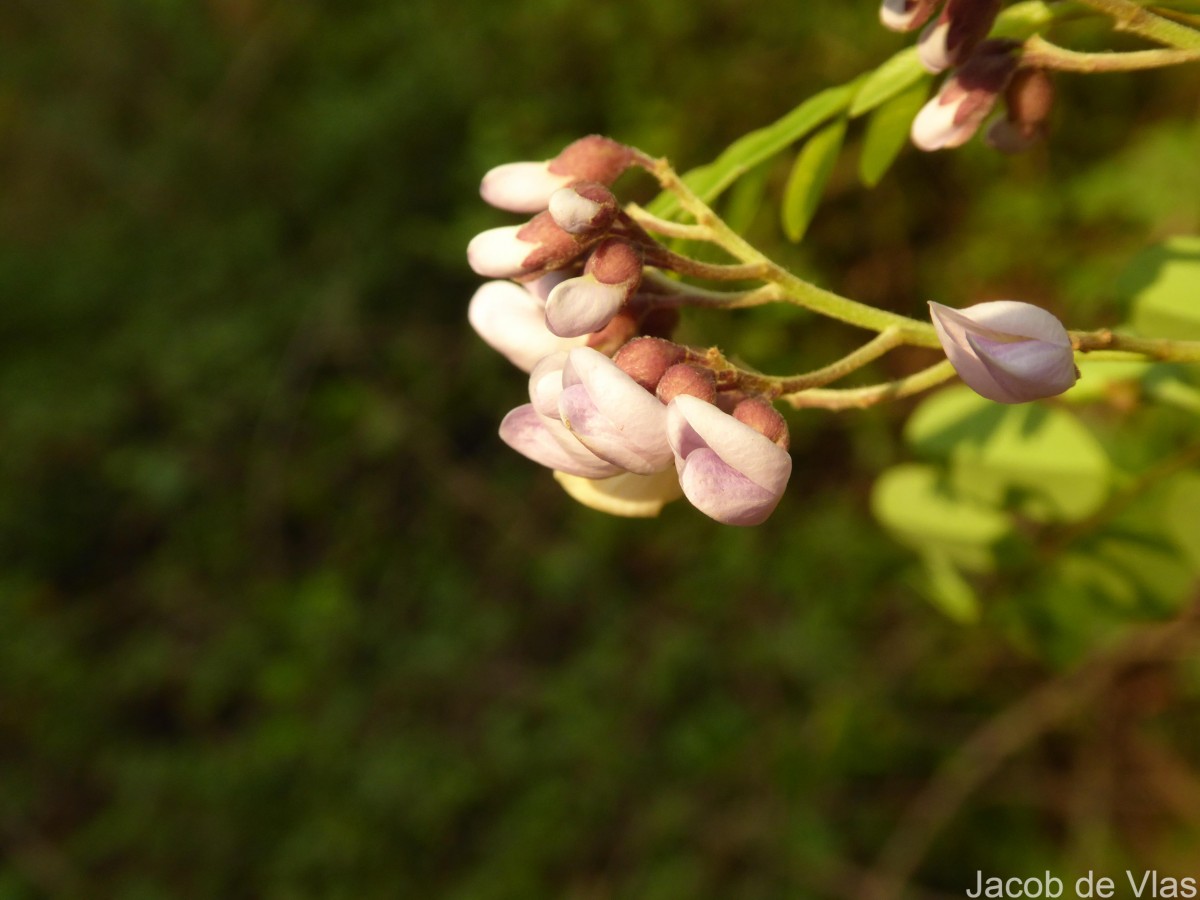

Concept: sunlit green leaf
[[1165, 472, 1200, 571], [781, 118, 847, 242], [848, 48, 926, 118], [858, 80, 929, 188], [1122, 235, 1200, 340], [919, 549, 981, 624]]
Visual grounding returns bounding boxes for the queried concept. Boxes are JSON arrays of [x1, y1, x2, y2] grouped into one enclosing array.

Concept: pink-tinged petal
[[676, 447, 783, 526], [929, 300, 1077, 403], [547, 183, 617, 235], [525, 271, 571, 304], [468, 281, 586, 372], [558, 347, 672, 475], [499, 404, 622, 479], [544, 274, 626, 337], [467, 226, 537, 279], [553, 469, 682, 518], [917, 20, 953, 72], [911, 94, 974, 151], [480, 161, 572, 213], [666, 395, 791, 496]]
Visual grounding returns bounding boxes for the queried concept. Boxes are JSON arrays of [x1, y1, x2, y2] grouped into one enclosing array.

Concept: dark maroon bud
[[918, 0, 1002, 73]]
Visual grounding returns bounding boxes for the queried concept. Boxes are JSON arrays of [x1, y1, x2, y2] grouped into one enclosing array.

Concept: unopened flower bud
[[880, 0, 942, 32], [929, 300, 1079, 403], [479, 136, 635, 214], [918, 0, 1002, 73], [467, 280, 587, 372], [666, 394, 793, 526], [467, 212, 589, 281], [548, 182, 619, 235], [587, 310, 640, 356], [986, 67, 1055, 153], [612, 337, 688, 392], [656, 363, 717, 405], [544, 239, 644, 338], [732, 398, 790, 450], [911, 41, 1017, 151]]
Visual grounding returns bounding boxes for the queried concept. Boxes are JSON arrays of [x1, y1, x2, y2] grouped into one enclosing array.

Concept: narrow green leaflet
[[722, 158, 773, 236], [848, 47, 926, 118], [858, 80, 929, 188], [1120, 235, 1200, 340], [781, 117, 847, 243], [647, 81, 859, 220], [920, 549, 981, 624]]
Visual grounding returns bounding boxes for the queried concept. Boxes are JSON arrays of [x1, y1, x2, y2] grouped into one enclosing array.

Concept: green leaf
[[1164, 472, 1200, 571], [858, 80, 929, 188], [781, 117, 847, 242], [722, 158, 772, 236], [906, 386, 1112, 522], [871, 462, 1011, 572], [647, 81, 859, 220], [848, 48, 927, 118], [919, 550, 981, 624], [1060, 359, 1151, 404], [989, 1, 1059, 39], [1120, 235, 1200, 340]]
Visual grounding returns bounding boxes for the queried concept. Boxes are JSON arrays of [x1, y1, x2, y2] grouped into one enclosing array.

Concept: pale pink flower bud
[[655, 364, 717, 405], [911, 41, 1017, 151], [918, 0, 1002, 73], [468, 280, 587, 372], [880, 0, 942, 32], [467, 212, 587, 280], [479, 136, 634, 214], [929, 300, 1079, 403], [557, 347, 673, 475], [544, 239, 643, 338], [613, 337, 688, 392], [666, 395, 792, 526], [548, 182, 619, 235]]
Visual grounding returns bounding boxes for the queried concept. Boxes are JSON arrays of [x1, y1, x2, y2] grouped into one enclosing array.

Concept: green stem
[[623, 204, 714, 241], [1022, 33, 1200, 68], [639, 274, 789, 310], [740, 328, 908, 396], [637, 153, 942, 346], [1072, 329, 1200, 361], [781, 360, 958, 410], [1074, 0, 1200, 47]]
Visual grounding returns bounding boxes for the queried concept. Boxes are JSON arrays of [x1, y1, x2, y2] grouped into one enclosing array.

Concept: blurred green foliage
[[3, 1, 1200, 898]]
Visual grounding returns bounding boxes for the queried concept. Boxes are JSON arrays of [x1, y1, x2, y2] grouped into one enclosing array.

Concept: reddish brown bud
[[919, 0, 1002, 73], [585, 238, 643, 288], [513, 211, 590, 279], [548, 135, 635, 186], [733, 398, 790, 450], [586, 310, 640, 356], [612, 337, 688, 392], [656, 363, 717, 405], [548, 182, 619, 235]]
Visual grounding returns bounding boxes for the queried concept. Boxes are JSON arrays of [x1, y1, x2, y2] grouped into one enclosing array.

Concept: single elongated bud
[[918, 0, 1002, 73], [544, 238, 643, 337], [467, 280, 587, 372], [480, 136, 635, 213], [880, 0, 942, 32], [986, 67, 1055, 153], [911, 41, 1017, 151], [928, 300, 1079, 403], [666, 394, 792, 526], [558, 347, 673, 475], [548, 182, 619, 235], [467, 211, 590, 281]]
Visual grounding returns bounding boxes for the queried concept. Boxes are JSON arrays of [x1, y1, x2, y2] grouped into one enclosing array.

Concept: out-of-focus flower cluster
[[881, 0, 1055, 152], [467, 138, 793, 525]]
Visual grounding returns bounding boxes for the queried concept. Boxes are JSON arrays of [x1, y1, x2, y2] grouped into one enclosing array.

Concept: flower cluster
[[468, 138, 794, 525], [880, 0, 1054, 152]]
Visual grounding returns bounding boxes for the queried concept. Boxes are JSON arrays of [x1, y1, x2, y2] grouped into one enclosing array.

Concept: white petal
[[880, 0, 919, 30], [548, 187, 606, 234], [467, 226, 537, 279], [468, 281, 585, 372], [666, 395, 791, 495], [499, 405, 621, 479], [917, 20, 952, 72], [544, 274, 625, 337], [911, 95, 973, 151], [480, 161, 572, 213]]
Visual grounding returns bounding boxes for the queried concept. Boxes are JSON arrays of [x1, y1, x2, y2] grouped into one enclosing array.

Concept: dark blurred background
[[3, 1, 1200, 897]]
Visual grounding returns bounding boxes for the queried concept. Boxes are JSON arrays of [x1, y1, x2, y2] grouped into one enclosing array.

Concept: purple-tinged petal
[[544, 274, 626, 337], [468, 281, 586, 372], [666, 395, 792, 496], [480, 161, 572, 213], [558, 347, 672, 475], [929, 300, 1078, 403], [499, 404, 622, 479], [676, 447, 782, 526]]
